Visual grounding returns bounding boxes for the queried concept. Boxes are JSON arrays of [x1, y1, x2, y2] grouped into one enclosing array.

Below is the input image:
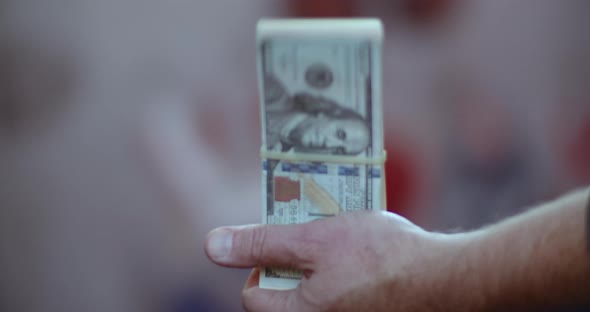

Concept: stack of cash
[[256, 19, 385, 290]]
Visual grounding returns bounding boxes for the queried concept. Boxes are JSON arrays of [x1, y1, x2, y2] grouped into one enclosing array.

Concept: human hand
[[205, 211, 472, 311]]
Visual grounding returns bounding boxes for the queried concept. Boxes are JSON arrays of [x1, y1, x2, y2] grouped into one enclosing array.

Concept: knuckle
[[248, 225, 269, 263], [297, 222, 331, 260]]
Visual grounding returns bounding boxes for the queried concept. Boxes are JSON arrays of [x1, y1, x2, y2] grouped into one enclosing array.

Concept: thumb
[[205, 223, 319, 269]]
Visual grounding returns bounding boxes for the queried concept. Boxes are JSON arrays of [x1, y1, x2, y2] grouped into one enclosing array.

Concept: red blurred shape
[[289, 0, 357, 17], [402, 0, 452, 24], [274, 176, 301, 202], [384, 142, 417, 218], [568, 116, 590, 183]]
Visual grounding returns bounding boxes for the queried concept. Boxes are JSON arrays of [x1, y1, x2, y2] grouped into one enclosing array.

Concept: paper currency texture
[[257, 18, 385, 290]]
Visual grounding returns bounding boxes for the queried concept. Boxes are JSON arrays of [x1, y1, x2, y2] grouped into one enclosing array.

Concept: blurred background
[[0, 0, 589, 311]]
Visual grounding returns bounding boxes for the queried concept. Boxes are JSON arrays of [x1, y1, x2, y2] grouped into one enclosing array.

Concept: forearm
[[465, 187, 590, 310]]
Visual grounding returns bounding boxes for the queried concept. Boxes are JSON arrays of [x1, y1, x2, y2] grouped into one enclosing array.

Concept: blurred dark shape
[[289, 0, 357, 17], [384, 139, 418, 219], [568, 114, 590, 184], [433, 77, 543, 230], [170, 288, 225, 312], [401, 0, 453, 25], [0, 40, 76, 136]]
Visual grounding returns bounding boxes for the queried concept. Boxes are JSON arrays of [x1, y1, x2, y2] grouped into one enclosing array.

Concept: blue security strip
[[369, 168, 381, 178], [338, 166, 360, 177], [281, 162, 328, 174]]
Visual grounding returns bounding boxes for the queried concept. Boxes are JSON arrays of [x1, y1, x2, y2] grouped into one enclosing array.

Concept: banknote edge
[[257, 18, 383, 42]]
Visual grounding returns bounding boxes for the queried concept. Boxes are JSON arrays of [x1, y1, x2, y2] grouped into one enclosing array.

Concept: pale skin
[[205, 187, 590, 311]]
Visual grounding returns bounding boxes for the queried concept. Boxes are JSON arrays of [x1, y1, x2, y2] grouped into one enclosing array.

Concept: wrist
[[463, 191, 590, 310], [434, 232, 490, 311], [385, 231, 489, 311], [458, 229, 508, 311]]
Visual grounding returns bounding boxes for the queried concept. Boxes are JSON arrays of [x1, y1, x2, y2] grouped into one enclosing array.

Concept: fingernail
[[207, 228, 232, 262]]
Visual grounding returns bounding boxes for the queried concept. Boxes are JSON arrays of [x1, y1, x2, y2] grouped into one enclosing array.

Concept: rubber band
[[260, 146, 387, 165]]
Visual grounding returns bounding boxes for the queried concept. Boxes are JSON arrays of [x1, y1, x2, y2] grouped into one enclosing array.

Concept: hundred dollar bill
[[257, 19, 385, 290]]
